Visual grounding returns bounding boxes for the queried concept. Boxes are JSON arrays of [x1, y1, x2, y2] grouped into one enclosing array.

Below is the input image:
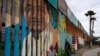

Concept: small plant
[[57, 48, 66, 56]]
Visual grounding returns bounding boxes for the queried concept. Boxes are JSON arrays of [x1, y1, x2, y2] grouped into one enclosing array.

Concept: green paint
[[57, 48, 66, 56], [48, 0, 58, 9], [50, 6, 58, 29]]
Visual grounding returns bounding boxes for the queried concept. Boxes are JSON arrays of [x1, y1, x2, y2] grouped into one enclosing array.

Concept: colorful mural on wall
[[0, 0, 89, 56], [58, 12, 67, 50]]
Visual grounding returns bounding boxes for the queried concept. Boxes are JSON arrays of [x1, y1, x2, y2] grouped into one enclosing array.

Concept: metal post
[[85, 10, 96, 48], [35, 31, 38, 56], [36, 0, 38, 56], [89, 15, 92, 47]]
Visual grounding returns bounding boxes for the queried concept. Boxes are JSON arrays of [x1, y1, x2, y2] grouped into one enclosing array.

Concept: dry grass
[[97, 51, 100, 56]]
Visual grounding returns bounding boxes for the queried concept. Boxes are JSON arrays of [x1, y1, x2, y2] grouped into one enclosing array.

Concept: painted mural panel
[[66, 32, 72, 44], [58, 0, 78, 27], [0, 0, 89, 56], [57, 12, 74, 56], [21, 0, 36, 56], [67, 8, 78, 27], [72, 36, 78, 51], [21, 0, 59, 56], [58, 12, 68, 50], [49, 6, 58, 29], [58, 0, 68, 16]]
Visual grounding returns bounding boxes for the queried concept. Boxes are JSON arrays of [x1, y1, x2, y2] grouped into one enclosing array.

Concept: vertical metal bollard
[[2, 0, 11, 56], [25, 0, 29, 56], [7, 0, 12, 56], [11, 0, 15, 56], [0, 1, 3, 56], [13, 0, 20, 56], [19, 0, 23, 56], [32, 0, 36, 56]]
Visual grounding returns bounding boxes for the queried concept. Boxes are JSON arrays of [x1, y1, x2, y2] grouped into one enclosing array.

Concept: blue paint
[[14, 24, 19, 56], [21, 16, 26, 45], [66, 32, 72, 44], [58, 12, 72, 50], [58, 13, 65, 50], [21, 15, 30, 49], [50, 7, 57, 29], [50, 19, 57, 29], [47, 0, 58, 9], [4, 15, 30, 56], [59, 27, 66, 50], [4, 26, 11, 56]]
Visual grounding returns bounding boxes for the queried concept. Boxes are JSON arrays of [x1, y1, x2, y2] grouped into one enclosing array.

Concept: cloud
[[65, 0, 100, 36]]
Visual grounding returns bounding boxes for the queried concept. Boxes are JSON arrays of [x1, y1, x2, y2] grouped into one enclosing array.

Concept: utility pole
[[85, 10, 96, 47]]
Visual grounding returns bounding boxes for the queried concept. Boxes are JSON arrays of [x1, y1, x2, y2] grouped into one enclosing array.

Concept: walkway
[[82, 48, 100, 56]]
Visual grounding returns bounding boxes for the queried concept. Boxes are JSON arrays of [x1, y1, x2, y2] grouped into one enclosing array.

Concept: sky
[[65, 0, 100, 37]]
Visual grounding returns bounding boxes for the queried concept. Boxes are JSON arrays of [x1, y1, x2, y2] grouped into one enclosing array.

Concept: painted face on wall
[[23, 0, 50, 32]]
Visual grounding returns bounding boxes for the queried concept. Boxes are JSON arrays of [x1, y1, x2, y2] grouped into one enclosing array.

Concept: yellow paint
[[15, 17, 19, 24], [6, 14, 11, 27], [61, 18, 66, 30]]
